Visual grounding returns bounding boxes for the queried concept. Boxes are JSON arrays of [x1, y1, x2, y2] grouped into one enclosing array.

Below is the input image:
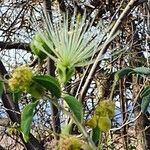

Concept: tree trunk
[[132, 76, 150, 150]]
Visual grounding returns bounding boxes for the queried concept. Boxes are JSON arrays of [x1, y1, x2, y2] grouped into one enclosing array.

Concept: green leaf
[[134, 67, 150, 75], [32, 75, 61, 98], [27, 81, 44, 99], [141, 86, 150, 98], [0, 81, 3, 99], [91, 127, 101, 146], [12, 91, 22, 102], [21, 101, 38, 142], [141, 95, 150, 113], [63, 95, 83, 123], [114, 68, 133, 81]]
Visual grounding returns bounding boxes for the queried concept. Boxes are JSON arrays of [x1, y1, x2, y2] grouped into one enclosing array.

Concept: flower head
[[95, 100, 115, 119], [58, 135, 83, 150], [86, 100, 115, 132], [98, 116, 111, 132], [34, 11, 102, 84], [8, 66, 33, 92]]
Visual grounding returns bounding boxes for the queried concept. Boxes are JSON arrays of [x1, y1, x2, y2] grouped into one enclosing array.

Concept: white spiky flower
[[34, 11, 103, 84]]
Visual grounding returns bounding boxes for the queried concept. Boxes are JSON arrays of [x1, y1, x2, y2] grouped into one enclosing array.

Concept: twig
[[110, 111, 142, 132]]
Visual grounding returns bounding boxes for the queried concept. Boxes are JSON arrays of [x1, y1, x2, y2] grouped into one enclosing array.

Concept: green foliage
[[141, 95, 150, 113], [114, 67, 133, 81], [3, 2, 150, 149], [63, 95, 83, 123], [32, 75, 61, 98], [91, 127, 101, 146], [27, 81, 44, 99], [141, 86, 150, 113], [12, 91, 22, 102], [133, 67, 150, 75], [115, 67, 150, 82], [115, 67, 150, 114], [39, 12, 102, 67], [21, 101, 38, 142], [61, 124, 72, 135], [141, 86, 150, 98]]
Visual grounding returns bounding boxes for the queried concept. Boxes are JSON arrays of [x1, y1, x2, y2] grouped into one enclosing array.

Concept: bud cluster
[[8, 66, 33, 92], [86, 100, 115, 132]]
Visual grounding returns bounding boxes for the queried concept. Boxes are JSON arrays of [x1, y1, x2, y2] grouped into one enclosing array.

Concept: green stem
[[76, 121, 97, 149], [109, 80, 117, 100], [46, 96, 97, 149], [97, 130, 102, 150]]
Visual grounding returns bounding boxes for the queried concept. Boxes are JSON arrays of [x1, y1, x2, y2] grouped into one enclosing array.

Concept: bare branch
[[0, 41, 31, 52]]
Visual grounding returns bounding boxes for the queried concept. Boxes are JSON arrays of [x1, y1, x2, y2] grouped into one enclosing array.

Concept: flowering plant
[[33, 12, 102, 84]]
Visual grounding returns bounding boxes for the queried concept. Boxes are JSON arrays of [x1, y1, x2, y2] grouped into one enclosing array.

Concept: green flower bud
[[86, 114, 98, 128], [98, 117, 111, 132], [30, 33, 50, 60], [95, 100, 115, 119]]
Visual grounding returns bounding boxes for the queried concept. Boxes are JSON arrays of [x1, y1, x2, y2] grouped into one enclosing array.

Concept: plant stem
[[109, 80, 117, 100], [46, 96, 97, 149]]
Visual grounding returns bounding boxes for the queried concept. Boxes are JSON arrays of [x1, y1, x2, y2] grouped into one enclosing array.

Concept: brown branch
[[0, 41, 31, 52]]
